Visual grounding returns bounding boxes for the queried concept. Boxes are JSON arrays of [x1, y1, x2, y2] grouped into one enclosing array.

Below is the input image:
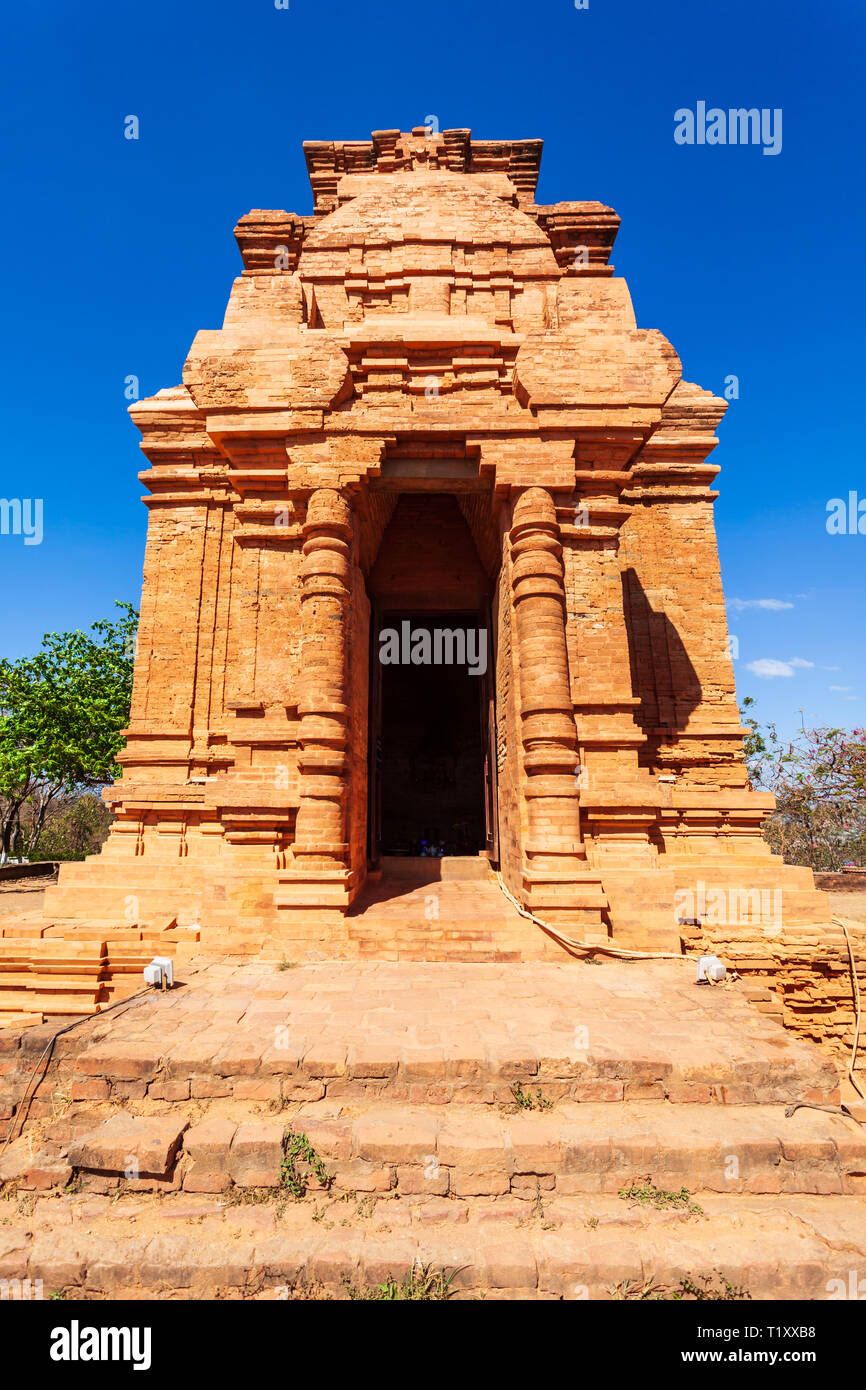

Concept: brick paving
[[1, 957, 862, 1299], [61, 957, 840, 1105], [2, 1189, 865, 1300]]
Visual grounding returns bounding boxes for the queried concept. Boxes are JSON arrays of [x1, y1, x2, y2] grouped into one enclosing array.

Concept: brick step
[[671, 862, 818, 887], [344, 927, 559, 962], [0, 991, 99, 1015], [348, 915, 547, 932], [0, 999, 46, 1017], [346, 916, 546, 933], [0, 961, 843, 1130], [0, 1011, 43, 1027], [201, 921, 564, 963], [312, 1098, 865, 1198], [379, 856, 494, 881], [20, 1098, 864, 1200], [342, 880, 576, 961], [350, 951, 532, 964], [42, 883, 204, 920], [6, 1188, 866, 1299], [0, 921, 199, 1028], [0, 939, 106, 957], [354, 909, 514, 922], [67, 1033, 839, 1107]]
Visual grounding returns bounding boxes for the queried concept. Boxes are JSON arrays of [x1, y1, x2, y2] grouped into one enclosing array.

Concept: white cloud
[[747, 659, 797, 679], [830, 685, 852, 692], [730, 598, 795, 612], [787, 658, 814, 669]]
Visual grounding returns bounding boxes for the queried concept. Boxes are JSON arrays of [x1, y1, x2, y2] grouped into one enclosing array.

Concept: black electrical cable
[[0, 988, 154, 1156]]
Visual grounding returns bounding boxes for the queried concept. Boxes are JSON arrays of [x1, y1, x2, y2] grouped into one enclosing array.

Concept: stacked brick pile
[[0, 917, 199, 1028], [680, 917, 866, 1059]]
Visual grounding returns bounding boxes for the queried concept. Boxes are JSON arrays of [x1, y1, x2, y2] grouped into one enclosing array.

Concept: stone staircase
[[343, 857, 565, 962], [0, 916, 199, 1027], [1, 957, 865, 1298], [33, 1096, 865, 1200]]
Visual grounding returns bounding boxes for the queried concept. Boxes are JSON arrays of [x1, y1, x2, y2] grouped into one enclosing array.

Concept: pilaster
[[276, 487, 355, 930], [509, 486, 608, 935]]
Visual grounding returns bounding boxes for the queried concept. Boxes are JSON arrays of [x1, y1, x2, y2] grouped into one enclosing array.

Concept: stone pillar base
[[275, 867, 355, 929], [521, 869, 610, 940]]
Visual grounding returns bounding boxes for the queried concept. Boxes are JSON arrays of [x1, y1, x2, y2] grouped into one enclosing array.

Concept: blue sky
[[1, 0, 863, 744]]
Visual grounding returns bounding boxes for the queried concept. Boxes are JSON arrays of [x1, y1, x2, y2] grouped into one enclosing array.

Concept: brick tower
[[43, 127, 830, 956]]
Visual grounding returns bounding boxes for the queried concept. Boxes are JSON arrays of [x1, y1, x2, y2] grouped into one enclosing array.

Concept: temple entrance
[[363, 490, 500, 868], [369, 611, 495, 859]]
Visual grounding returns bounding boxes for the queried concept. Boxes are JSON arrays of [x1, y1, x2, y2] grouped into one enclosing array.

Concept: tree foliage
[[0, 603, 137, 860], [29, 791, 114, 862], [741, 697, 866, 871]]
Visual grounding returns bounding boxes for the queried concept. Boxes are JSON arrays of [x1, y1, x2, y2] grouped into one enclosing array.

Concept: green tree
[[0, 602, 138, 861], [739, 699, 866, 871], [740, 694, 770, 786], [29, 790, 114, 862]]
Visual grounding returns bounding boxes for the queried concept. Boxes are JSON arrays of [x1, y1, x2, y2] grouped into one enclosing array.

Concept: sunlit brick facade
[[45, 128, 830, 955]]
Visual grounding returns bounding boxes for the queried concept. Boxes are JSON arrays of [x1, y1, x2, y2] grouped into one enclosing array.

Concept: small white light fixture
[[143, 956, 175, 990], [696, 953, 726, 984]]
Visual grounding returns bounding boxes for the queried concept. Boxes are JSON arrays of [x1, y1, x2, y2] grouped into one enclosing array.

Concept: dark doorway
[[371, 611, 491, 859]]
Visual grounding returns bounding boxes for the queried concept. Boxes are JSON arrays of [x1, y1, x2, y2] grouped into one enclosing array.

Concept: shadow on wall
[[621, 568, 702, 766]]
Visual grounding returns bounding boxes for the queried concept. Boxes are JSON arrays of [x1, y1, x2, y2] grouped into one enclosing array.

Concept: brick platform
[[2, 958, 864, 1299]]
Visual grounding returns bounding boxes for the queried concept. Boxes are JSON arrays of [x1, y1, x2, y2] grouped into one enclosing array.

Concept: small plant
[[618, 1178, 703, 1217], [610, 1277, 667, 1301], [609, 1270, 750, 1301], [531, 1179, 545, 1221], [343, 1263, 459, 1301], [276, 959, 298, 972], [674, 1272, 751, 1301], [510, 1082, 553, 1111], [227, 1186, 278, 1207], [280, 1128, 333, 1200], [266, 1095, 292, 1113], [274, 1280, 333, 1301], [49, 1289, 68, 1301]]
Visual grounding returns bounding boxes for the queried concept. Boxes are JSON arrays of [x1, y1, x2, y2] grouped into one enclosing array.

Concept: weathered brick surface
[[226, 1121, 285, 1188], [681, 916, 866, 1059], [0, 127, 842, 1051], [68, 1114, 188, 1179], [0, 948, 861, 1301]]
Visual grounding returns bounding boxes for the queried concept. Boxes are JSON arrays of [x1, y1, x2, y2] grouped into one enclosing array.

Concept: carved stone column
[[278, 488, 354, 932], [510, 486, 608, 934]]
